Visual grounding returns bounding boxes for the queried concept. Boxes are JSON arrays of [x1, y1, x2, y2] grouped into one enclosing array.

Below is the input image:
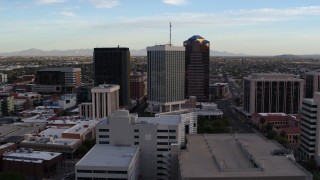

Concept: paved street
[[216, 77, 253, 133]]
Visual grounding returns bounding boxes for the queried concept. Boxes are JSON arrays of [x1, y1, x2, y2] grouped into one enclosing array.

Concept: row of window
[[77, 169, 127, 174], [98, 129, 109, 132], [157, 129, 176, 133], [157, 136, 176, 139], [78, 178, 127, 180], [99, 135, 109, 138]]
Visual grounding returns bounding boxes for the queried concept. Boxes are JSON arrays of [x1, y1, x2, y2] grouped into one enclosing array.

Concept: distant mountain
[[0, 48, 249, 57], [0, 48, 93, 56], [274, 54, 320, 59]]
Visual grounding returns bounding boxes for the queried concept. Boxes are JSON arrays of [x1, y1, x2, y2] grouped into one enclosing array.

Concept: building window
[[107, 170, 127, 174], [134, 142, 139, 145], [169, 136, 176, 139], [157, 148, 170, 151], [157, 129, 168, 133], [157, 136, 168, 139], [98, 129, 109, 132], [134, 135, 139, 139], [134, 129, 139, 132], [77, 169, 92, 173], [157, 142, 169, 145], [98, 135, 109, 138], [169, 130, 176, 133], [93, 170, 107, 174]]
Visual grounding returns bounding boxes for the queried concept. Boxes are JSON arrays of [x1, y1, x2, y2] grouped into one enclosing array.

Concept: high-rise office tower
[[147, 45, 185, 113], [184, 35, 210, 102], [305, 71, 320, 98], [93, 47, 130, 107], [243, 73, 304, 114]]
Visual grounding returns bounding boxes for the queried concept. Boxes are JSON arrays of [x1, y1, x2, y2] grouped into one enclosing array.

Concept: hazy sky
[[1, 0, 320, 55]]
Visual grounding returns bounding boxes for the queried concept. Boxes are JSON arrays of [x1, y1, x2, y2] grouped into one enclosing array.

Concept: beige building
[[91, 84, 119, 119], [94, 110, 189, 179], [179, 134, 312, 180], [243, 73, 304, 114]]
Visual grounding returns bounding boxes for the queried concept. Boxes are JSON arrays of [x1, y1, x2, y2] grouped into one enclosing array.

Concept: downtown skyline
[[1, 0, 320, 55]]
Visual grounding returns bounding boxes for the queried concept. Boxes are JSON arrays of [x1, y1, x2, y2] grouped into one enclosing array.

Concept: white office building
[[147, 45, 185, 113], [93, 110, 189, 179], [300, 92, 320, 166], [75, 144, 140, 180], [91, 84, 119, 119]]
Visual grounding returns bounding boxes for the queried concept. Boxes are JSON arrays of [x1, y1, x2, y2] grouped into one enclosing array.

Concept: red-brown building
[[130, 72, 145, 100], [2, 149, 62, 180]]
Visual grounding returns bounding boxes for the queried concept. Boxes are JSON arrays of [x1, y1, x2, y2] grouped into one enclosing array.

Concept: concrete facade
[[95, 110, 186, 180], [91, 84, 119, 119], [76, 145, 140, 180], [147, 45, 185, 113], [243, 73, 304, 114], [179, 134, 312, 180]]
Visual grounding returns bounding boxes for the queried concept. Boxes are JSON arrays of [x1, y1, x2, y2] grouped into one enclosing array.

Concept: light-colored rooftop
[[3, 149, 61, 163], [40, 127, 68, 138], [63, 120, 98, 134], [137, 115, 181, 125], [179, 134, 311, 179], [76, 144, 138, 167]]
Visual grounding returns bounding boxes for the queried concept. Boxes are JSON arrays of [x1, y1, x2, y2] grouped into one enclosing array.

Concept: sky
[[0, 0, 320, 55]]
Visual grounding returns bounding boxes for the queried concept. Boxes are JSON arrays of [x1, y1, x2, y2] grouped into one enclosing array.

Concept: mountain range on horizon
[[0, 48, 319, 58], [0, 48, 248, 57]]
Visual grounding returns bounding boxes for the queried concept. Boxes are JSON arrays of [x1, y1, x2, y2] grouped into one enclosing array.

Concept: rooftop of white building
[[137, 115, 181, 125], [3, 149, 61, 163], [179, 134, 311, 178], [76, 144, 138, 167]]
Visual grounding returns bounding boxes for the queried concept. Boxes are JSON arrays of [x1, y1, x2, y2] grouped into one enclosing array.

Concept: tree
[[265, 122, 273, 132], [259, 118, 266, 132]]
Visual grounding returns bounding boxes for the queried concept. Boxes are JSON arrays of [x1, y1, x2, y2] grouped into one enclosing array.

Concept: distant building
[[305, 71, 320, 98], [79, 102, 93, 119], [179, 134, 312, 180], [130, 71, 145, 100], [243, 73, 304, 114], [75, 145, 140, 180], [91, 84, 119, 119], [147, 45, 185, 113], [0, 93, 14, 116], [93, 47, 130, 106], [0, 73, 8, 83], [184, 35, 210, 102], [76, 83, 93, 104], [33, 67, 81, 94], [209, 83, 230, 100], [2, 149, 62, 180], [57, 94, 77, 110]]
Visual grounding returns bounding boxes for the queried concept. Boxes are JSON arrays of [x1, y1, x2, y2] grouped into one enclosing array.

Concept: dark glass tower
[[93, 47, 130, 106], [184, 35, 210, 102]]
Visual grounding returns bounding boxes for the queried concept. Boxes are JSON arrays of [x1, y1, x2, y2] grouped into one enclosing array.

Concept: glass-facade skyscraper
[[93, 47, 130, 106], [184, 35, 210, 102]]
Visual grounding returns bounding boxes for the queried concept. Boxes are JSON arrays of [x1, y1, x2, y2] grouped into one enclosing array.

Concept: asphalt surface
[[216, 77, 253, 133]]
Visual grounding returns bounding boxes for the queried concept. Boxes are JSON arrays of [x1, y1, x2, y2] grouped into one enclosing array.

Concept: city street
[[216, 77, 253, 133]]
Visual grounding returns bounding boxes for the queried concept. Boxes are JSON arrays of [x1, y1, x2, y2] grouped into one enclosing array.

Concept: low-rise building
[[179, 134, 312, 180], [58, 94, 77, 110], [75, 144, 140, 180], [2, 149, 62, 179], [209, 82, 230, 100]]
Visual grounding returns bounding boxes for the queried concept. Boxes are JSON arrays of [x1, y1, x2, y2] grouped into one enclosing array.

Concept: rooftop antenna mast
[[169, 22, 172, 46]]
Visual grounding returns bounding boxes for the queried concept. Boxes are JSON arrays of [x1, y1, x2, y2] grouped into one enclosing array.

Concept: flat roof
[[3, 149, 61, 162], [179, 134, 311, 179], [40, 127, 68, 138], [137, 115, 181, 125], [76, 144, 138, 167]]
